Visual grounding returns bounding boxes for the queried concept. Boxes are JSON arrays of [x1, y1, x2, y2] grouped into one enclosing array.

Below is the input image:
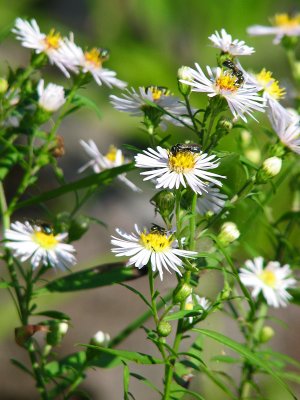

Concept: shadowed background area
[[0, 0, 300, 398]]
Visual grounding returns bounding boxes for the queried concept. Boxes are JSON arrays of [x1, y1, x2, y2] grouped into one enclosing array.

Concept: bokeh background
[[0, 0, 300, 398]]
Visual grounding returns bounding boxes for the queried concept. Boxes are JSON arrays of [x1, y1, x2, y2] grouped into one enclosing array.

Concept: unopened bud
[[157, 321, 172, 337], [240, 130, 252, 147], [218, 222, 240, 246], [0, 78, 8, 94], [259, 326, 275, 343], [245, 148, 261, 164], [150, 190, 175, 221], [219, 118, 233, 132], [173, 283, 193, 304], [90, 331, 110, 347], [46, 320, 68, 346], [178, 66, 192, 96], [256, 157, 282, 183]]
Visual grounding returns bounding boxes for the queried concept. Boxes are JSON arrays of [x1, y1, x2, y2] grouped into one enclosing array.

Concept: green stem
[[183, 94, 198, 134], [189, 192, 197, 252], [27, 340, 49, 400]]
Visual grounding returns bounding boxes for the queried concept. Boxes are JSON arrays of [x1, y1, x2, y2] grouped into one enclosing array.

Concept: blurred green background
[[0, 0, 300, 399]]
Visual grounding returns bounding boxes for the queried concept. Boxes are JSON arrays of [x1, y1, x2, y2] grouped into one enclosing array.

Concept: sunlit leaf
[[40, 262, 144, 293]]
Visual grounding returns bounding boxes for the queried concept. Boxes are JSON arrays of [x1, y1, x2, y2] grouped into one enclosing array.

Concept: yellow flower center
[[185, 302, 193, 311], [44, 29, 61, 50], [84, 48, 102, 68], [256, 68, 285, 100], [32, 231, 58, 250], [105, 145, 124, 163], [215, 72, 239, 93], [259, 270, 277, 288], [273, 13, 300, 28], [168, 151, 196, 173], [140, 231, 172, 252], [147, 86, 171, 101]]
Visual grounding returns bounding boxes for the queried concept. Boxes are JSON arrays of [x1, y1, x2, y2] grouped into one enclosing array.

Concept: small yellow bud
[[259, 326, 275, 343], [218, 222, 240, 246], [157, 321, 172, 337]]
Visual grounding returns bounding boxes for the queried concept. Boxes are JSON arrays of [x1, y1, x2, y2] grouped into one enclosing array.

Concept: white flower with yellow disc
[[209, 29, 255, 56], [180, 64, 265, 122], [239, 257, 296, 307], [247, 13, 300, 45], [111, 224, 197, 280], [110, 86, 193, 129], [12, 18, 72, 77], [79, 139, 140, 192], [135, 146, 225, 195], [5, 221, 76, 270], [57, 38, 126, 88]]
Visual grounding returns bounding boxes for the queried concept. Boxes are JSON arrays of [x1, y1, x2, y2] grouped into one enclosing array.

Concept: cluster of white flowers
[[13, 18, 126, 88]]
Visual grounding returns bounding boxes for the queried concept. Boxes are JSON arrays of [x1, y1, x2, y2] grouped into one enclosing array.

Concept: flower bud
[[157, 321, 172, 337], [46, 320, 69, 346], [259, 326, 275, 343], [218, 222, 240, 246], [178, 66, 192, 96], [150, 190, 175, 221], [0, 78, 8, 94], [256, 157, 282, 184], [245, 148, 261, 164], [240, 130, 252, 147], [37, 79, 66, 113], [218, 118, 233, 133], [173, 283, 193, 304], [90, 331, 110, 348]]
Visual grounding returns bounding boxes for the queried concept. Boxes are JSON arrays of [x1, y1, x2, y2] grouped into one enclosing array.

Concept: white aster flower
[[37, 79, 66, 112], [110, 86, 192, 129], [79, 139, 140, 192], [12, 18, 72, 77], [135, 146, 225, 195], [247, 68, 286, 109], [111, 224, 197, 280], [185, 294, 211, 323], [4, 221, 77, 270], [180, 64, 265, 122], [209, 29, 255, 56], [267, 102, 300, 155], [247, 13, 300, 45], [239, 257, 296, 307], [58, 38, 126, 88], [197, 184, 227, 215]]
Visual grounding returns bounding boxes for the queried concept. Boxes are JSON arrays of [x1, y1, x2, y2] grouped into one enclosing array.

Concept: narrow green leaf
[[119, 283, 152, 309], [40, 262, 143, 293], [211, 355, 241, 364], [32, 310, 70, 320], [171, 389, 205, 400], [82, 345, 164, 365], [0, 281, 12, 288], [195, 329, 297, 399], [130, 372, 162, 395], [71, 94, 102, 119], [15, 163, 134, 210], [11, 358, 34, 377], [123, 362, 130, 400], [288, 288, 300, 305], [164, 309, 201, 321]]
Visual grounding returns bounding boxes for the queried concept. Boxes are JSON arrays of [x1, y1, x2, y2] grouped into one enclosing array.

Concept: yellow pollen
[[44, 29, 61, 49], [105, 145, 124, 163], [32, 231, 58, 249], [168, 151, 196, 173], [84, 48, 102, 68], [259, 270, 277, 288], [273, 13, 300, 28], [256, 68, 285, 100], [185, 302, 193, 311], [215, 72, 239, 92], [148, 86, 171, 101], [140, 231, 172, 252]]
